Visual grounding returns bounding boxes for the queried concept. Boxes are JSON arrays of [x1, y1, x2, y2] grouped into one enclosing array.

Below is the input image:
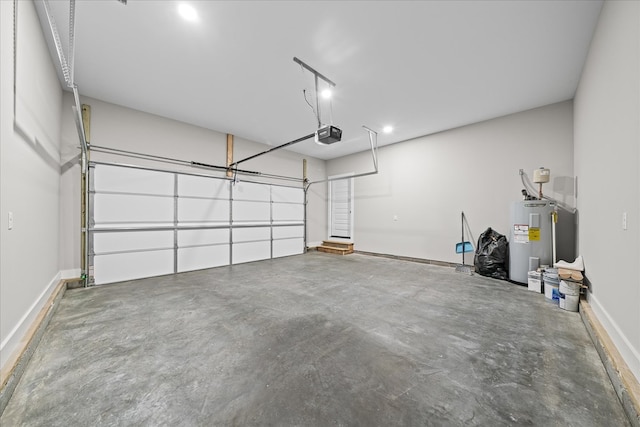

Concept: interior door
[[330, 177, 352, 239]]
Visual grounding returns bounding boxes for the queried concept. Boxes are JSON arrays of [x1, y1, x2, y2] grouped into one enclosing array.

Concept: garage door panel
[[232, 201, 270, 222], [272, 203, 304, 222], [178, 246, 229, 272], [94, 250, 174, 285], [273, 238, 304, 258], [94, 193, 174, 226], [232, 241, 271, 264], [272, 186, 303, 203], [178, 174, 228, 198], [273, 226, 304, 239], [94, 164, 174, 195], [94, 231, 173, 254], [233, 181, 270, 201], [178, 229, 229, 246], [178, 198, 229, 223], [233, 227, 270, 243]]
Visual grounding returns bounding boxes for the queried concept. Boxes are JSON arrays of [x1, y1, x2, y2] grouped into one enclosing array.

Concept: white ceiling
[[36, 0, 603, 161]]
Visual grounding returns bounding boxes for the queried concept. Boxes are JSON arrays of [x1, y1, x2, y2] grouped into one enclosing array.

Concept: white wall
[[574, 0, 640, 382], [0, 0, 64, 373], [59, 95, 328, 271], [327, 101, 574, 264]]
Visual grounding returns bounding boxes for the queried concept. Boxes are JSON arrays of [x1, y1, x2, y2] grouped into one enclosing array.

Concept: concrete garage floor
[[1, 252, 630, 426]]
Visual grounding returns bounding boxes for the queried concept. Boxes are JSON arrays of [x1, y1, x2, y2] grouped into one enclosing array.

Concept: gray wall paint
[[0, 0, 63, 370], [58, 95, 328, 272], [327, 101, 574, 264], [574, 0, 640, 382]]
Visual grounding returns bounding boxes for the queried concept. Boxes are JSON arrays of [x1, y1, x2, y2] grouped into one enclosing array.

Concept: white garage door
[[89, 163, 304, 285]]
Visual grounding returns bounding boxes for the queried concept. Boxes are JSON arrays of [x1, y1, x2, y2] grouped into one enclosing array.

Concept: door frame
[[327, 172, 355, 242]]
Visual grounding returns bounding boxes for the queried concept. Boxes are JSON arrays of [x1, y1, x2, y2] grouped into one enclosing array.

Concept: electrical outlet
[[622, 212, 627, 230], [8, 212, 13, 230], [393, 215, 398, 221]]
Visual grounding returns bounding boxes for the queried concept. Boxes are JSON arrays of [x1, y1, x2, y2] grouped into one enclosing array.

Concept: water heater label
[[529, 228, 541, 241], [514, 224, 529, 243]]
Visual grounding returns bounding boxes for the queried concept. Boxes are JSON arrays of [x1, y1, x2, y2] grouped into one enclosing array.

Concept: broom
[[455, 211, 474, 275]]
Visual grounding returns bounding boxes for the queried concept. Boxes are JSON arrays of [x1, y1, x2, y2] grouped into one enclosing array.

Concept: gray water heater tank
[[509, 200, 555, 284]]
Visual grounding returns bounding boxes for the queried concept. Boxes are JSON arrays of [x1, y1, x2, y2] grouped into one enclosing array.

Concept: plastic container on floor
[[559, 293, 579, 312], [544, 281, 560, 303], [559, 280, 581, 296], [528, 271, 542, 293]]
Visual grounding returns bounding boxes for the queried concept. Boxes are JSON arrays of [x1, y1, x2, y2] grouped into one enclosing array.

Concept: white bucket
[[559, 293, 579, 312], [544, 282, 559, 303], [559, 280, 581, 296]]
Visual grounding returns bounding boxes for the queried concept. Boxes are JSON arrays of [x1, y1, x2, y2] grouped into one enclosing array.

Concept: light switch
[[8, 212, 13, 230], [622, 212, 627, 230]]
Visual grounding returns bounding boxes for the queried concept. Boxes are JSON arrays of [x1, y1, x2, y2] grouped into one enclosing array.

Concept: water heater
[[509, 200, 555, 284]]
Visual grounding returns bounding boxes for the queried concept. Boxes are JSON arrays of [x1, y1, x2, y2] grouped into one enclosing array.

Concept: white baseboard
[[589, 292, 640, 384], [0, 271, 61, 371], [307, 241, 323, 248]]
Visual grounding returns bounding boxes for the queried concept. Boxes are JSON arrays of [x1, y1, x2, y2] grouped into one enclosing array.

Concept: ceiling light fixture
[[178, 3, 198, 22], [383, 126, 393, 133], [321, 89, 332, 99]]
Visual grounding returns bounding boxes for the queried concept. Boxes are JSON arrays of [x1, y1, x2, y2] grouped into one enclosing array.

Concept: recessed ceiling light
[[321, 89, 332, 99], [383, 126, 393, 133], [178, 3, 198, 22]]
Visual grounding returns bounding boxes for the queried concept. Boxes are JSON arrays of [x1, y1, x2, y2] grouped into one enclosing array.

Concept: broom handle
[[461, 211, 465, 265]]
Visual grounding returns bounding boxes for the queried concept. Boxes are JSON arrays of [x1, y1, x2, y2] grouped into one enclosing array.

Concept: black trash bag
[[474, 227, 509, 280]]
